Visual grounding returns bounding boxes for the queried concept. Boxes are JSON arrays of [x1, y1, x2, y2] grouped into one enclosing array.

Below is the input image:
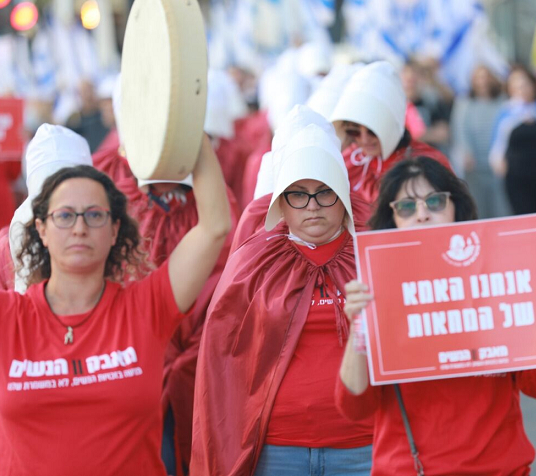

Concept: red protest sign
[[356, 214, 536, 385], [0, 98, 25, 161]]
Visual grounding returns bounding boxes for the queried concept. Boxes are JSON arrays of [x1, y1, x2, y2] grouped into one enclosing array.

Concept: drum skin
[[121, 0, 208, 181]]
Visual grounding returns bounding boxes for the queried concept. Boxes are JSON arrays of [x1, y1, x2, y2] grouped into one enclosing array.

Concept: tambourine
[[121, 0, 207, 180]]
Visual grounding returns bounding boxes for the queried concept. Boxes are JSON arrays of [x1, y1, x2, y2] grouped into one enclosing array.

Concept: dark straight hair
[[368, 156, 478, 230]]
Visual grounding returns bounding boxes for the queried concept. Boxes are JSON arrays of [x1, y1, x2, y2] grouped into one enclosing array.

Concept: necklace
[[45, 282, 106, 345]]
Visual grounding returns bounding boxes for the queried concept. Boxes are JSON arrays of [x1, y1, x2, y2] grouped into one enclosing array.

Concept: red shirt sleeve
[[334, 373, 381, 421], [515, 370, 536, 398], [125, 260, 191, 343]]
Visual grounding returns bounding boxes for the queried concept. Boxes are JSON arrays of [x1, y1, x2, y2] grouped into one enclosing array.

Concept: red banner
[[356, 214, 536, 385], [0, 98, 25, 161]]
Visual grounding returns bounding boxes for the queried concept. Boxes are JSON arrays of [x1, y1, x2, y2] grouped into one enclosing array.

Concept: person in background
[[330, 61, 451, 205], [450, 65, 510, 218], [66, 79, 110, 152], [239, 49, 311, 210], [204, 69, 249, 205], [336, 156, 536, 476], [489, 65, 536, 215], [400, 59, 453, 156]]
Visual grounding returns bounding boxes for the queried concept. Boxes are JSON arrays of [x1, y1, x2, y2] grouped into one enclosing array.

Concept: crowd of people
[[1, 4, 536, 475]]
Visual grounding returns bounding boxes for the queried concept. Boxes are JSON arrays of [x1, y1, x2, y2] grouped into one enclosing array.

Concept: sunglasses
[[389, 191, 451, 218]]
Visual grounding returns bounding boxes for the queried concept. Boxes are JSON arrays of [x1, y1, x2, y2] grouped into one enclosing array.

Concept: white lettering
[[402, 277, 464, 305], [462, 308, 478, 332], [432, 311, 448, 335], [408, 313, 423, 337], [9, 358, 68, 378], [500, 302, 534, 328], [438, 349, 471, 363], [490, 273, 505, 296], [516, 270, 532, 294], [470, 270, 531, 299], [478, 346, 508, 360], [478, 306, 494, 330], [407, 307, 494, 338], [513, 302, 534, 326], [403, 282, 418, 306], [86, 347, 138, 374], [447, 310, 463, 334]]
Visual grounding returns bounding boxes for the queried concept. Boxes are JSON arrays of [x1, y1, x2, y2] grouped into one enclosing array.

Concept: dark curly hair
[[17, 165, 151, 286], [368, 156, 478, 230]]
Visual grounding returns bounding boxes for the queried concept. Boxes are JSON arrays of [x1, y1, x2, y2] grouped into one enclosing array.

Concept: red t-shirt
[[266, 231, 373, 448], [335, 372, 536, 475], [0, 263, 186, 476]]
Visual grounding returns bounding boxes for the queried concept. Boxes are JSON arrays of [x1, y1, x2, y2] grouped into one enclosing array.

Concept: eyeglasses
[[389, 192, 451, 218], [343, 124, 377, 139], [283, 189, 339, 209], [46, 207, 111, 229]]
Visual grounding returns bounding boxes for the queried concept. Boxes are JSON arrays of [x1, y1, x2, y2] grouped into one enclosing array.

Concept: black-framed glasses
[[46, 207, 111, 229], [390, 191, 451, 218], [283, 189, 339, 209]]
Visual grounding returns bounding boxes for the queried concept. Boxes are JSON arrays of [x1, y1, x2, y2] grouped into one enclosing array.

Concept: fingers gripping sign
[[344, 280, 373, 355]]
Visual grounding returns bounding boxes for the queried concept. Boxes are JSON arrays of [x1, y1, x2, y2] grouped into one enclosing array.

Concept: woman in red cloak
[[191, 115, 374, 476], [330, 61, 451, 206], [231, 62, 450, 253]]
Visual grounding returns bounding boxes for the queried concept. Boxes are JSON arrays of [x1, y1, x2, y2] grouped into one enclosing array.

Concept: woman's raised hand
[[344, 280, 373, 322]]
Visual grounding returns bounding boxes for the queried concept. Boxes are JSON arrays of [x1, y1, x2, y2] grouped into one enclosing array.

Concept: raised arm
[[168, 134, 232, 312], [339, 280, 373, 395]]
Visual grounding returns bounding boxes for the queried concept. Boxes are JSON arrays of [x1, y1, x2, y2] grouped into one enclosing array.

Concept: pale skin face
[[471, 66, 496, 99], [344, 175, 456, 320], [391, 176, 455, 229], [340, 175, 456, 394], [279, 179, 346, 246], [335, 121, 382, 157], [507, 69, 535, 103], [35, 178, 120, 278]]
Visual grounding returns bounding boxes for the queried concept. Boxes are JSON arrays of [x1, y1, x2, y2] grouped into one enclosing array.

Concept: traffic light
[[10, 1, 38, 31], [80, 0, 99, 30]]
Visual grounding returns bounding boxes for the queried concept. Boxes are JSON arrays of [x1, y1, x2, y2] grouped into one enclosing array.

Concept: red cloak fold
[[191, 226, 374, 476], [344, 140, 451, 205]]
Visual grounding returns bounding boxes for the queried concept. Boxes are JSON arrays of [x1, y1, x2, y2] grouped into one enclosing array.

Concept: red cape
[[191, 226, 374, 476], [344, 140, 451, 205], [92, 138, 240, 476], [233, 111, 272, 170], [91, 129, 133, 184], [233, 111, 273, 211], [239, 141, 272, 211], [230, 192, 373, 254], [214, 137, 242, 206]]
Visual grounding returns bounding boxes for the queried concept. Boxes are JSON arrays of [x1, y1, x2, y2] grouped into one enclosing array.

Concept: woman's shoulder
[[0, 285, 39, 318]]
